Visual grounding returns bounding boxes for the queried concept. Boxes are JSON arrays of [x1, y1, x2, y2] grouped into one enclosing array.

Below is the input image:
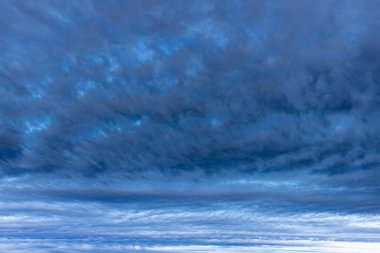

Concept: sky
[[0, 0, 380, 252]]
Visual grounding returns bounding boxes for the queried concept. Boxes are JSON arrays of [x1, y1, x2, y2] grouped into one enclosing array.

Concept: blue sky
[[0, 0, 380, 252]]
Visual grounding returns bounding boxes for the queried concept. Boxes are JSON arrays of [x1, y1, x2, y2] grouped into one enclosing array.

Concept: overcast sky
[[0, 0, 380, 252]]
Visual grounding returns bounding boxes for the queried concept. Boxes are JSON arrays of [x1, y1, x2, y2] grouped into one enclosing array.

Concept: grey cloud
[[2, 2, 380, 252], [0, 0, 379, 212]]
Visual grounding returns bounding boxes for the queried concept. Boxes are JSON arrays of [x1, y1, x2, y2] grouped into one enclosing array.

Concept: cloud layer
[[0, 0, 380, 252]]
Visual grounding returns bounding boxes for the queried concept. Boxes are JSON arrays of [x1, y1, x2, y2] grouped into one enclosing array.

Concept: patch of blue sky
[[24, 117, 51, 134], [132, 38, 155, 64], [25, 83, 45, 99], [76, 80, 96, 97]]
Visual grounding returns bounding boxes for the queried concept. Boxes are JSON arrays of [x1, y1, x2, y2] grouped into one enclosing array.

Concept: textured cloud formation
[[0, 0, 380, 252]]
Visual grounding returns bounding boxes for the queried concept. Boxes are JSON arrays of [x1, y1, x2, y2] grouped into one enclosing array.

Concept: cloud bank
[[0, 0, 379, 252]]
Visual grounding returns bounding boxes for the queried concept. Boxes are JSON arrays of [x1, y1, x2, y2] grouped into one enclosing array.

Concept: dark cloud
[[0, 0, 379, 199], [0, 128, 23, 163], [1, 1, 379, 180], [0, 1, 380, 251]]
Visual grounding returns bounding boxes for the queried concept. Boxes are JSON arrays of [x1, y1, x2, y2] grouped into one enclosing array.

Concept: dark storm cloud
[[0, 128, 22, 162], [2, 2, 380, 252], [0, 0, 379, 209]]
